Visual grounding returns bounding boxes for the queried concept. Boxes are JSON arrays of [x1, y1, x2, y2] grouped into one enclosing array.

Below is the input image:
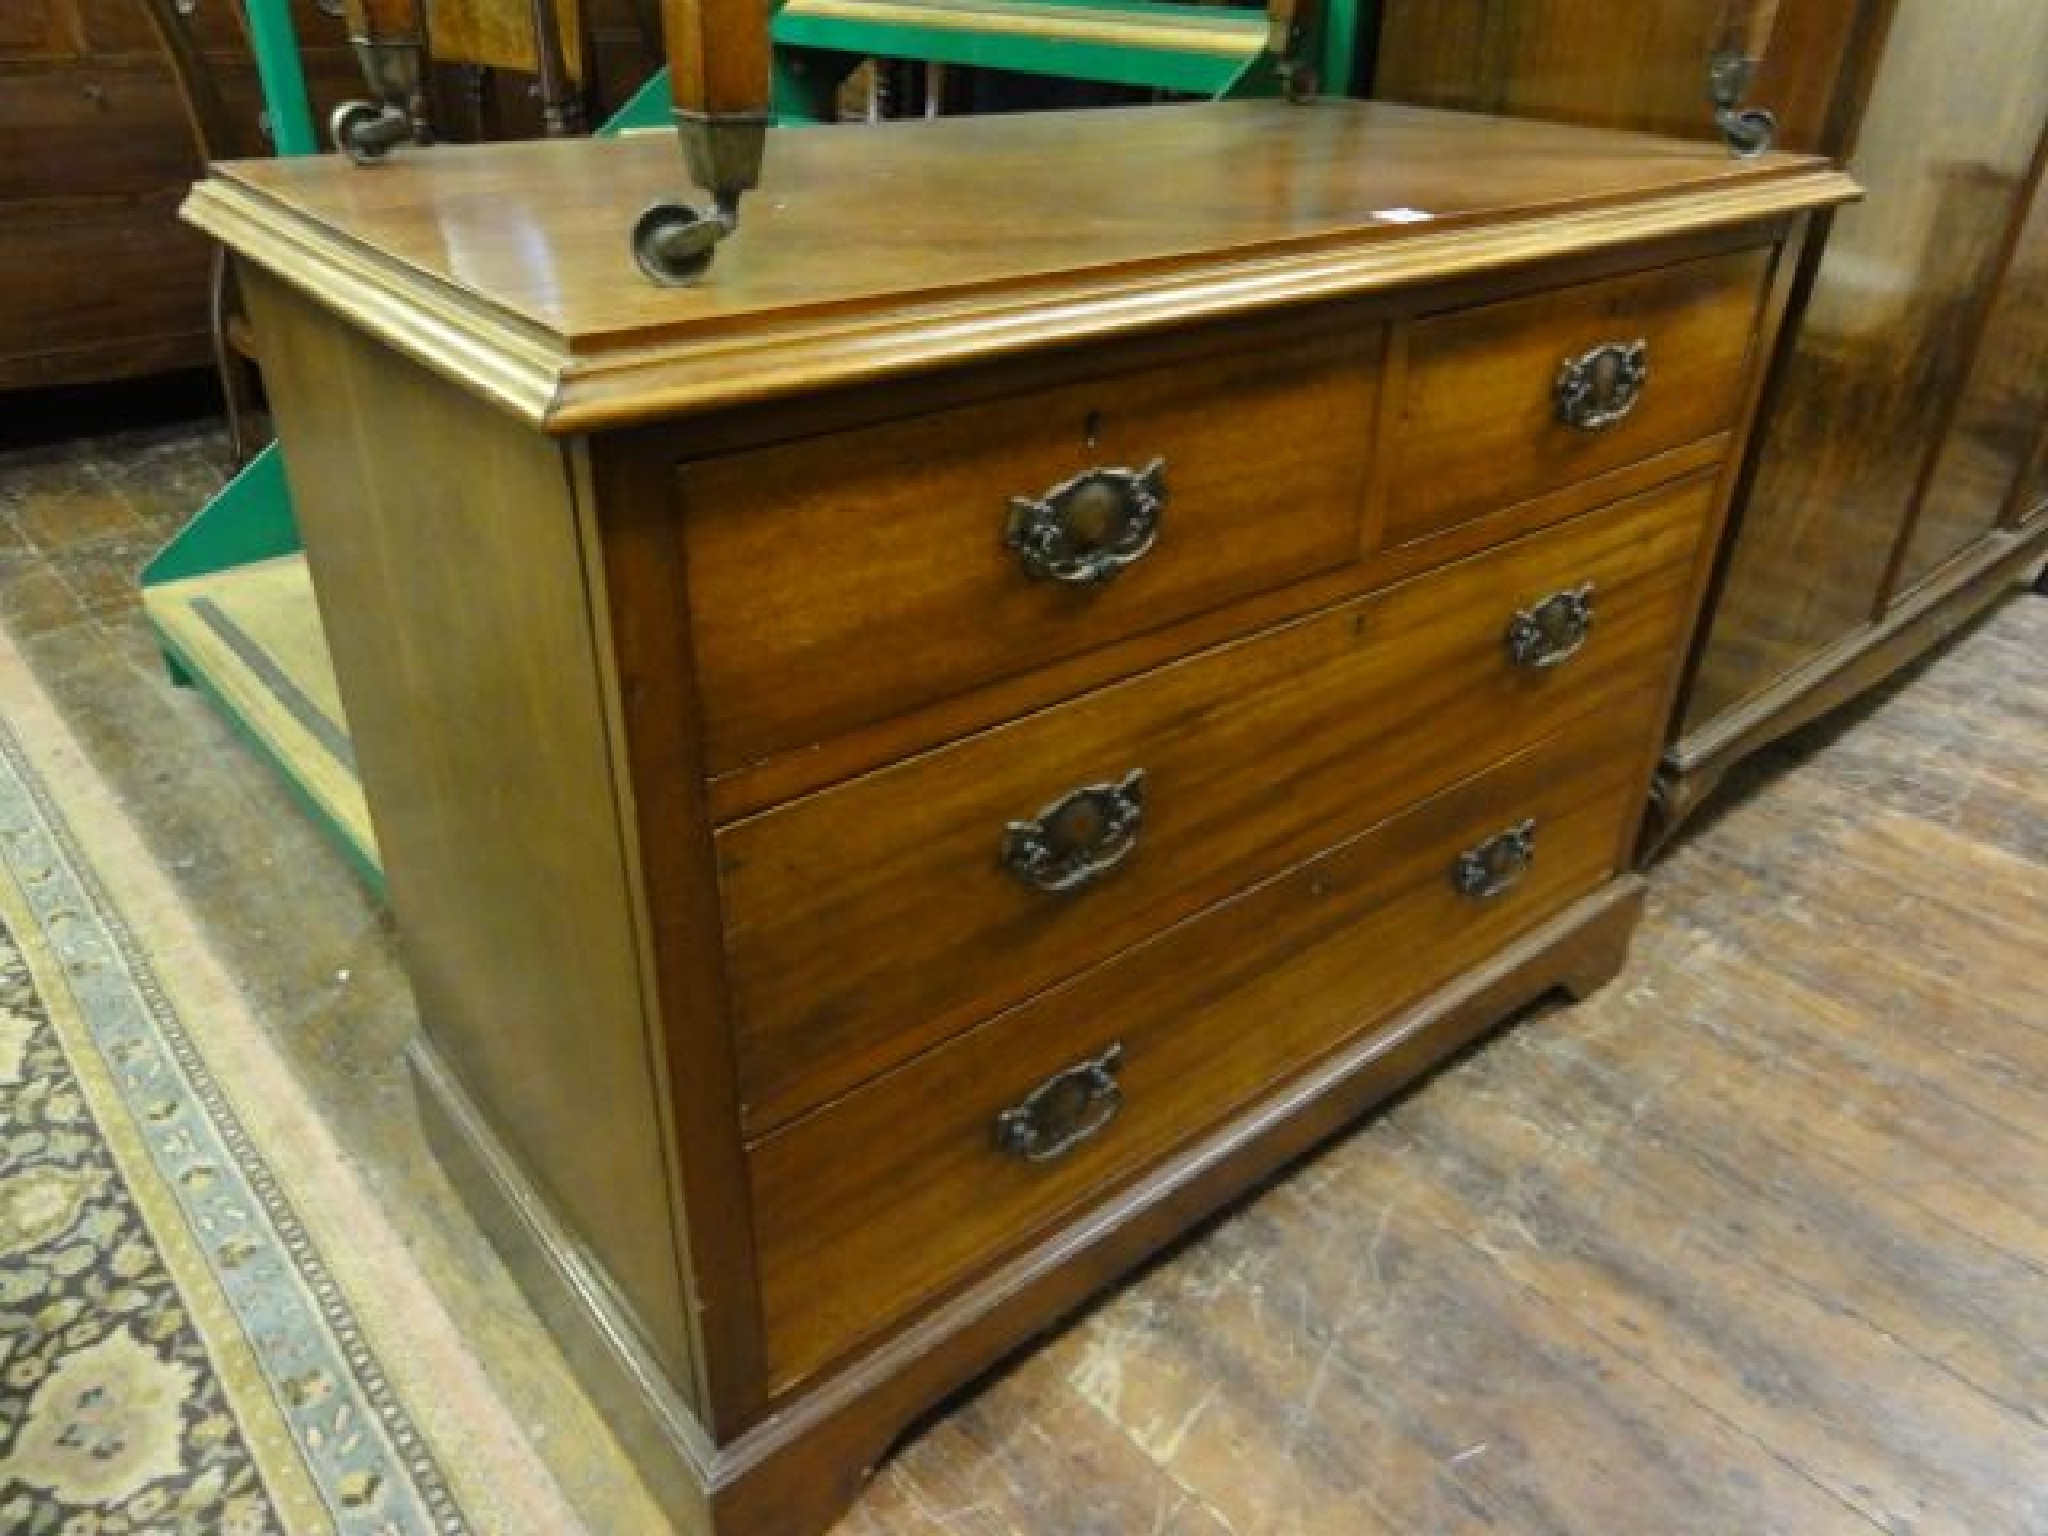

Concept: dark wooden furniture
[[1373, 0, 2048, 845], [134, 0, 267, 461], [0, 0, 657, 394], [330, 0, 640, 157], [185, 102, 1848, 1535], [0, 0, 357, 391]]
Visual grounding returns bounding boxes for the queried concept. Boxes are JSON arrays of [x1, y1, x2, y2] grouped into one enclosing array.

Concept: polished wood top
[[186, 100, 1855, 431]]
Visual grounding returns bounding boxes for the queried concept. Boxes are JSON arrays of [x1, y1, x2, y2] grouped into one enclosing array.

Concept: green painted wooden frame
[[774, 0, 1271, 98]]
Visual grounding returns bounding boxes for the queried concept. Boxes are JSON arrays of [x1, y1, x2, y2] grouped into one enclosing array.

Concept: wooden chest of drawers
[[186, 101, 1852, 1535]]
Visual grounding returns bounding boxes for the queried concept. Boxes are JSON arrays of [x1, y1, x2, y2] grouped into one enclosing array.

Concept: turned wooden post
[[629, 0, 773, 283]]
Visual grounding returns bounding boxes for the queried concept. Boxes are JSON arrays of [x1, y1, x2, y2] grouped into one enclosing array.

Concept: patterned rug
[[0, 628, 594, 1534]]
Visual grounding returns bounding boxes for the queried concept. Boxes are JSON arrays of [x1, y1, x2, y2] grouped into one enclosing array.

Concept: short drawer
[[679, 321, 1382, 772], [1380, 247, 1769, 548], [748, 701, 1656, 1390], [720, 473, 1716, 1131]]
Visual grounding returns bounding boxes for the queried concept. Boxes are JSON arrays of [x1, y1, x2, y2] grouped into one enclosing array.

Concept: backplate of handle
[[1005, 458, 1166, 585], [1507, 583, 1596, 669], [1453, 818, 1537, 901], [1002, 769, 1146, 893], [1555, 340, 1649, 431], [994, 1043, 1126, 1163]]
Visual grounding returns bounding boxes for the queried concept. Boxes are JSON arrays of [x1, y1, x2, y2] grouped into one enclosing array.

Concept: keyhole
[[1591, 351, 1622, 404], [1082, 409, 1104, 450]]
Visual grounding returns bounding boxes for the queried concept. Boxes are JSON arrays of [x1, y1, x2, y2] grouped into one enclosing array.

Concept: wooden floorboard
[[3, 413, 2044, 1535]]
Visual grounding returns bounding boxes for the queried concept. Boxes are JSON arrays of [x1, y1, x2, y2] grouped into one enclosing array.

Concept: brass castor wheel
[[330, 100, 410, 166], [632, 201, 730, 286]]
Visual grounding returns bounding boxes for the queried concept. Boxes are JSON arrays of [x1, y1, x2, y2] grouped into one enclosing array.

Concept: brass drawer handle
[[1005, 458, 1166, 585], [995, 1043, 1125, 1163], [1506, 583, 1596, 669], [1454, 818, 1537, 901], [1555, 339, 1649, 431], [1001, 769, 1145, 894]]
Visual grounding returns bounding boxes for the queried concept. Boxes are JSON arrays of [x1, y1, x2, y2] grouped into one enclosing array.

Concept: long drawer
[[1380, 247, 1769, 548], [720, 473, 1716, 1132], [679, 319, 1382, 773], [748, 700, 1657, 1391]]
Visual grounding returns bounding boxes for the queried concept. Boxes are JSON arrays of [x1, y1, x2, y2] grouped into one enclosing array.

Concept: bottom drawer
[[749, 697, 1660, 1390]]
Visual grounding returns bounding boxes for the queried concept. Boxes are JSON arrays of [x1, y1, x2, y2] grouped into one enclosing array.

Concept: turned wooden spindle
[[628, 0, 773, 284]]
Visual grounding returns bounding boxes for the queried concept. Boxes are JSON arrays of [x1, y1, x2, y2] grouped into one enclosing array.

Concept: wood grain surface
[[1684, 0, 2048, 728], [1380, 247, 1768, 546], [2023, 436, 2048, 527], [0, 0, 362, 389], [187, 89, 1851, 1535], [701, 429, 1737, 822], [194, 100, 1828, 345], [681, 317, 1381, 771], [184, 101, 1855, 430], [1891, 125, 2048, 595], [750, 700, 1655, 1391], [243, 271, 699, 1385], [824, 593, 2048, 1536], [1373, 0, 1880, 156], [721, 476, 1714, 1132]]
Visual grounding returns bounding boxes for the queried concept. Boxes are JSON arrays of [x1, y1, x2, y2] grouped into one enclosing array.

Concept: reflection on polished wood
[[679, 319, 1382, 772], [1380, 250, 1767, 545], [1373, 0, 1878, 155], [185, 100, 1843, 432], [1891, 135, 2048, 593], [1686, 0, 2048, 726], [838, 599, 2048, 1535], [193, 102, 1844, 1535], [723, 481, 1712, 1135], [1370, 0, 2048, 846]]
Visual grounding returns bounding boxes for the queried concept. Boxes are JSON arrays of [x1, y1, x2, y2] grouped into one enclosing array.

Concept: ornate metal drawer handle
[[1005, 458, 1166, 585], [1453, 818, 1537, 901], [1555, 340, 1649, 431], [1506, 583, 1596, 669], [1001, 769, 1145, 894], [994, 1043, 1125, 1163]]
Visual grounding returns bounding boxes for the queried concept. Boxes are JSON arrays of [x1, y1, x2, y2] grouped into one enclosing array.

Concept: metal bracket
[[1709, 50, 1778, 158]]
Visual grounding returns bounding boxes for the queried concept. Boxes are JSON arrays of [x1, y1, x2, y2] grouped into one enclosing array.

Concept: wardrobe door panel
[[1891, 145, 2048, 591], [1373, 0, 1868, 155], [1683, 0, 2048, 726]]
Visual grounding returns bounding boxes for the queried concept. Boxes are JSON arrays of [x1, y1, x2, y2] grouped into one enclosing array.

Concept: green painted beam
[[771, 7, 1263, 94], [243, 0, 320, 155], [602, 67, 675, 134], [1316, 0, 1358, 96]]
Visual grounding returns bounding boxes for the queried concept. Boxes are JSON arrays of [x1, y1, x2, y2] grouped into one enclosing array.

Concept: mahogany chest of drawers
[[185, 101, 1852, 1535]]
